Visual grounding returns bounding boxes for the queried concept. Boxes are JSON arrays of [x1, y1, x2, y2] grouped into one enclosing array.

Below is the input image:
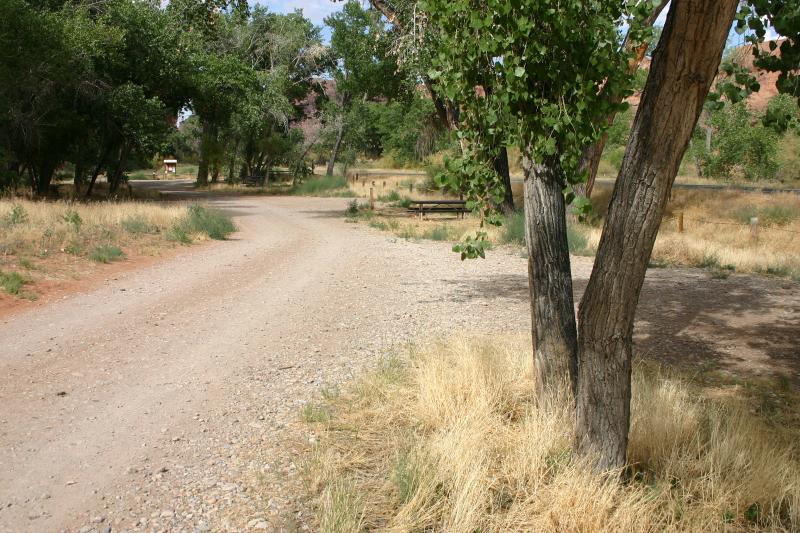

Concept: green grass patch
[[291, 175, 353, 196], [730, 204, 797, 226], [169, 205, 236, 243], [301, 403, 331, 423], [421, 224, 451, 241], [121, 215, 159, 235], [89, 245, 125, 263], [567, 223, 594, 256], [0, 270, 26, 295], [500, 210, 526, 246]]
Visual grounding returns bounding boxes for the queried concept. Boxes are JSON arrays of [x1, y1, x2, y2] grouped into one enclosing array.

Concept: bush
[[731, 204, 797, 226], [169, 205, 236, 242], [2, 204, 28, 227], [701, 103, 780, 181], [89, 245, 125, 263], [567, 223, 594, 256], [0, 270, 26, 295]]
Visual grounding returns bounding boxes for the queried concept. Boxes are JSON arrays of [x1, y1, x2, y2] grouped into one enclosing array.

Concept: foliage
[[291, 175, 351, 196], [698, 103, 780, 181], [763, 94, 800, 134]]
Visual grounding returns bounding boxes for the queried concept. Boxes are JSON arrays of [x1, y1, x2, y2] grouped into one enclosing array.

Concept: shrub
[[0, 270, 26, 295], [377, 190, 401, 203], [345, 199, 359, 216], [702, 103, 780, 181], [422, 225, 450, 241], [169, 205, 236, 242], [2, 204, 28, 226], [89, 245, 125, 263], [62, 209, 82, 230]]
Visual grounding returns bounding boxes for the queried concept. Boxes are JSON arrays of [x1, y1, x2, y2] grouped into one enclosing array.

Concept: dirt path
[[1, 195, 798, 532]]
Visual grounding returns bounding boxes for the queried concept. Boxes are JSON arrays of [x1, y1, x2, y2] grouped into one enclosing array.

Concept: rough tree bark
[[575, 0, 738, 471], [522, 153, 578, 397]]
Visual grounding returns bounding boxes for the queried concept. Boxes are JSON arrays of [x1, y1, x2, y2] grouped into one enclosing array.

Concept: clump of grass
[[377, 190, 402, 203], [500, 210, 526, 246], [301, 403, 331, 424], [2, 204, 28, 226], [422, 224, 451, 241], [344, 199, 359, 217], [88, 245, 125, 263], [303, 336, 800, 532], [291, 175, 351, 196], [567, 223, 595, 256], [0, 270, 26, 295], [731, 204, 797, 227], [121, 215, 159, 234], [169, 205, 236, 242]]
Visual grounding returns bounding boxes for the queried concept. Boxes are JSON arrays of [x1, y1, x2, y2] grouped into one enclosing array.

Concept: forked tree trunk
[[522, 153, 578, 397], [326, 118, 345, 177], [575, 0, 738, 471]]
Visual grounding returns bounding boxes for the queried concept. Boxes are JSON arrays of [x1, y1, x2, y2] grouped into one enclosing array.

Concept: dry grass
[[581, 189, 800, 278], [302, 336, 800, 532], [0, 199, 229, 298]]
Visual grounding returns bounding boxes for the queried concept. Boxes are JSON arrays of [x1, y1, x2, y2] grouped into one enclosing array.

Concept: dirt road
[[1, 195, 798, 532]]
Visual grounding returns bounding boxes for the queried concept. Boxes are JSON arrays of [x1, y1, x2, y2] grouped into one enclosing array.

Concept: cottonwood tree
[[575, 0, 739, 470], [323, 1, 406, 176], [422, 0, 741, 471], [366, 0, 516, 211]]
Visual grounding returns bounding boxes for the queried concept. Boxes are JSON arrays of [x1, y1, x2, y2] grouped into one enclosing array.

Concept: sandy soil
[[1, 194, 797, 532]]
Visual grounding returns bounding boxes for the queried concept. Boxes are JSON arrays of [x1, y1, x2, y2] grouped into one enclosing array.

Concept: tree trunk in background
[[85, 144, 112, 199], [494, 146, 514, 212], [197, 119, 213, 186], [522, 154, 578, 398], [33, 160, 56, 198], [326, 118, 345, 177], [575, 0, 738, 471], [108, 143, 131, 196], [575, 0, 669, 199]]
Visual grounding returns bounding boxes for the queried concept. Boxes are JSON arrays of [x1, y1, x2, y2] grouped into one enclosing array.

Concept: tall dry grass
[[303, 336, 800, 532]]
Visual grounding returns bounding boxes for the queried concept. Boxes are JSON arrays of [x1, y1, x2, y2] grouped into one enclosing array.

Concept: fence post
[[370, 186, 375, 210], [677, 212, 684, 233], [750, 217, 759, 243], [409, 182, 413, 193], [383, 180, 386, 188]]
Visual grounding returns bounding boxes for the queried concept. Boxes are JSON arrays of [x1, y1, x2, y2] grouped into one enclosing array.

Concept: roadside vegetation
[[346, 185, 800, 279], [0, 200, 235, 299], [303, 336, 799, 532]]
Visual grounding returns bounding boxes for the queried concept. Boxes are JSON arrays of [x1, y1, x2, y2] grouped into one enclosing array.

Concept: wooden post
[[750, 217, 759, 243], [677, 212, 684, 233], [383, 180, 386, 188], [409, 182, 413, 193], [370, 187, 374, 210]]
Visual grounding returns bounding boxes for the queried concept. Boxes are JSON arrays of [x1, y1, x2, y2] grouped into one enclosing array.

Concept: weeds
[[169, 205, 236, 242], [0, 270, 26, 295], [121, 215, 159, 234], [89, 245, 125, 263]]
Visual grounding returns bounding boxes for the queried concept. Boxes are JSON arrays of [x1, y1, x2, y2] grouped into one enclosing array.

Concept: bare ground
[[0, 194, 798, 532]]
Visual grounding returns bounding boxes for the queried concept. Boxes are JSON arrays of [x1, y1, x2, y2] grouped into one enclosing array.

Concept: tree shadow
[[440, 267, 800, 384]]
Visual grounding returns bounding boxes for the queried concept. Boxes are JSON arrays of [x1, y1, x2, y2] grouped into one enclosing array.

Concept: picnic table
[[407, 199, 468, 219]]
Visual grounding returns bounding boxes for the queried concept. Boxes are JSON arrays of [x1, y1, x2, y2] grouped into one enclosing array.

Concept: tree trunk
[[108, 143, 131, 196], [494, 146, 514, 212], [575, 1, 669, 199], [197, 119, 214, 186], [522, 153, 578, 398], [326, 118, 345, 177], [575, 0, 738, 472]]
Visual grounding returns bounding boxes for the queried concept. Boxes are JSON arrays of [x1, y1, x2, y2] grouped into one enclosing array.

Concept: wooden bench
[[408, 199, 468, 219]]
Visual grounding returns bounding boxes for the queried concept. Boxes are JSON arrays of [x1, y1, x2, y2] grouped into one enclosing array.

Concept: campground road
[[1, 191, 797, 532]]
